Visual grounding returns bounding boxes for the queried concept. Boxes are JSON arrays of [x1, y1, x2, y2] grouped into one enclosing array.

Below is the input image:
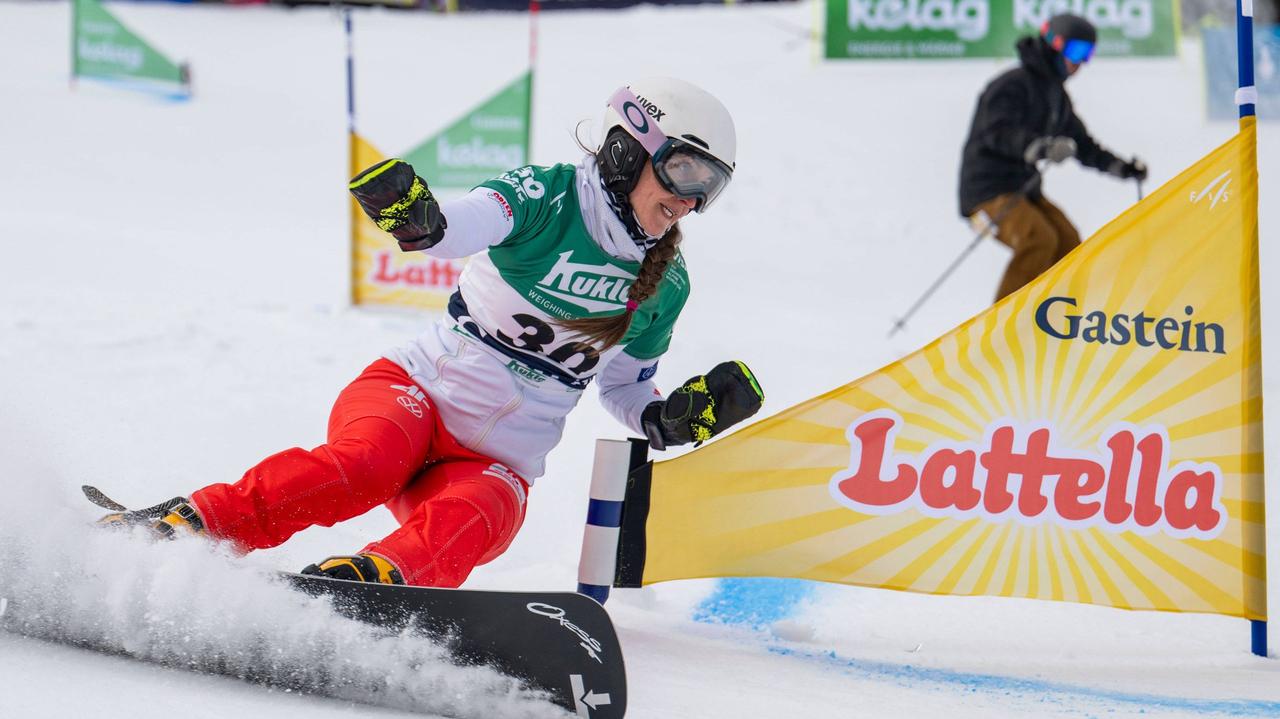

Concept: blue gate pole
[[344, 8, 358, 307], [1237, 0, 1268, 659], [1237, 0, 1257, 120], [345, 9, 355, 138]]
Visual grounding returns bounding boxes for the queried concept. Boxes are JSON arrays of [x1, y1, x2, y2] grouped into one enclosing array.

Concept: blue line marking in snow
[[693, 578, 816, 629], [694, 580, 1278, 716], [769, 644, 1280, 717], [80, 76, 191, 103]]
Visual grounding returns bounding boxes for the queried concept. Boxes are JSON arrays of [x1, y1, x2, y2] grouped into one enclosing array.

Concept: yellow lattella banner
[[634, 125, 1265, 619], [350, 132, 465, 310]]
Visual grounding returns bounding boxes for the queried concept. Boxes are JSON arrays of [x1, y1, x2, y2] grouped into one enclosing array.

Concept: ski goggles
[[651, 142, 733, 212], [1059, 38, 1095, 63], [608, 88, 734, 212], [1043, 28, 1095, 64]]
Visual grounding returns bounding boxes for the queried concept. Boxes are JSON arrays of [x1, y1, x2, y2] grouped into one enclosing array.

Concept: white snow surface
[[2, 1, 1280, 717]]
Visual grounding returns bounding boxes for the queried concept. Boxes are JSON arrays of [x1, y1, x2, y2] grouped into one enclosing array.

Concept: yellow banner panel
[[640, 127, 1265, 619], [350, 132, 463, 311]]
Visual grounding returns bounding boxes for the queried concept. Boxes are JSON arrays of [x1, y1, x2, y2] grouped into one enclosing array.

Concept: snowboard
[[73, 485, 627, 717], [283, 572, 626, 718]]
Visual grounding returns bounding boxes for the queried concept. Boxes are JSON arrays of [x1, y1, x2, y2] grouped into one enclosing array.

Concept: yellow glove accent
[[347, 158, 401, 191], [375, 176, 432, 232], [699, 396, 717, 426]]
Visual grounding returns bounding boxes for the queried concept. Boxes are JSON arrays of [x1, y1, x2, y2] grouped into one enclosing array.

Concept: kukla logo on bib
[[534, 251, 635, 314], [829, 410, 1228, 540]]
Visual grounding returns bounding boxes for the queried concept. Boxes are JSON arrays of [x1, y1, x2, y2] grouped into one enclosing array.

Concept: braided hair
[[557, 225, 682, 348]]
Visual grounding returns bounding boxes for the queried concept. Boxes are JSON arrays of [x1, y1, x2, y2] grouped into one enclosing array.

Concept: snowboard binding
[[301, 554, 405, 585], [84, 485, 205, 539]]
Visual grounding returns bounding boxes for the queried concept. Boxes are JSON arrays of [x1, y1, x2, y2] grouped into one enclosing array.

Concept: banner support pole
[[70, 0, 77, 89], [527, 0, 539, 164], [1236, 0, 1268, 660], [345, 8, 358, 308], [577, 440, 635, 604], [1237, 0, 1257, 122]]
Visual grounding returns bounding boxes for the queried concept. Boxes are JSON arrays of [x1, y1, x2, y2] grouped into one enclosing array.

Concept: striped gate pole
[[577, 440, 635, 605], [1236, 0, 1268, 660], [1237, 0, 1257, 121], [344, 8, 359, 307]]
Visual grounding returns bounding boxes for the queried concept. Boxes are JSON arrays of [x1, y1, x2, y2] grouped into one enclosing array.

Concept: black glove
[[349, 159, 446, 251], [1107, 156, 1148, 181], [641, 361, 765, 450], [1023, 136, 1077, 165]]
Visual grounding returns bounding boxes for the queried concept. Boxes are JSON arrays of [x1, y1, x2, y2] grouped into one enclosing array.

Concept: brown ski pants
[[973, 194, 1081, 302]]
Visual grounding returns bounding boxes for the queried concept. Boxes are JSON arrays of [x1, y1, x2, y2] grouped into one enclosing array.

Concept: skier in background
[[101, 78, 764, 587], [959, 13, 1148, 302]]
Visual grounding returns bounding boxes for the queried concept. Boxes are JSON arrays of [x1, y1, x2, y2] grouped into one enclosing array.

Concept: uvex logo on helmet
[[632, 94, 667, 121], [598, 77, 738, 211], [619, 97, 667, 137]]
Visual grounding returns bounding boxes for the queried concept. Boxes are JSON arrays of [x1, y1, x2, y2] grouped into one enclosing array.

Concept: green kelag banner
[[73, 0, 189, 91], [400, 71, 533, 189], [824, 0, 1178, 59]]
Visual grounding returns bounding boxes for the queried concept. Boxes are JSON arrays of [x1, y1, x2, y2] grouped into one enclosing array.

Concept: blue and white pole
[[344, 8, 355, 137], [1236, 0, 1268, 660], [344, 8, 358, 307], [577, 440, 632, 605], [1237, 0, 1257, 121]]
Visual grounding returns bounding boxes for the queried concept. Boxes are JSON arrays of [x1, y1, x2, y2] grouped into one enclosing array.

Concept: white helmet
[[597, 77, 736, 212]]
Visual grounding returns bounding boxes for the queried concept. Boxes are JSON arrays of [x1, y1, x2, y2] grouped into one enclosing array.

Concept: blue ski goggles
[[1059, 38, 1095, 63], [1043, 25, 1095, 64], [651, 141, 734, 213]]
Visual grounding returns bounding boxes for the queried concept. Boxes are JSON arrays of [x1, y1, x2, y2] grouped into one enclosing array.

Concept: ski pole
[[887, 225, 994, 338], [888, 171, 1043, 338]]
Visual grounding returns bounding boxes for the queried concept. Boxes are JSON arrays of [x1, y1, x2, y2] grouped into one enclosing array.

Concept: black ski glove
[[1023, 136, 1077, 165], [1107, 156, 1149, 181], [641, 361, 765, 451], [349, 159, 447, 252]]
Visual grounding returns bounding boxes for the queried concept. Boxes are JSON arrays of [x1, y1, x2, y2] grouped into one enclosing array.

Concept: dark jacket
[[958, 37, 1120, 217]]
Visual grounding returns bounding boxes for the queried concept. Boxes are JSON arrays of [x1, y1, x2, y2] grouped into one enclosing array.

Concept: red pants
[[190, 359, 528, 587]]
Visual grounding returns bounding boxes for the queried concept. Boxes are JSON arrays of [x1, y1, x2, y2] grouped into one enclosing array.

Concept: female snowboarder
[[101, 78, 765, 588]]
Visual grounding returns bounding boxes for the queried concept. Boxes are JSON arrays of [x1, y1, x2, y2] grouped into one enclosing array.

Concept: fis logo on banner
[[1191, 170, 1232, 209], [1033, 297, 1226, 354], [828, 410, 1228, 540]]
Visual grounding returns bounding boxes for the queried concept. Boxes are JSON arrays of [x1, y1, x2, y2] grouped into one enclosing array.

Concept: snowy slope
[[2, 1, 1280, 717]]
